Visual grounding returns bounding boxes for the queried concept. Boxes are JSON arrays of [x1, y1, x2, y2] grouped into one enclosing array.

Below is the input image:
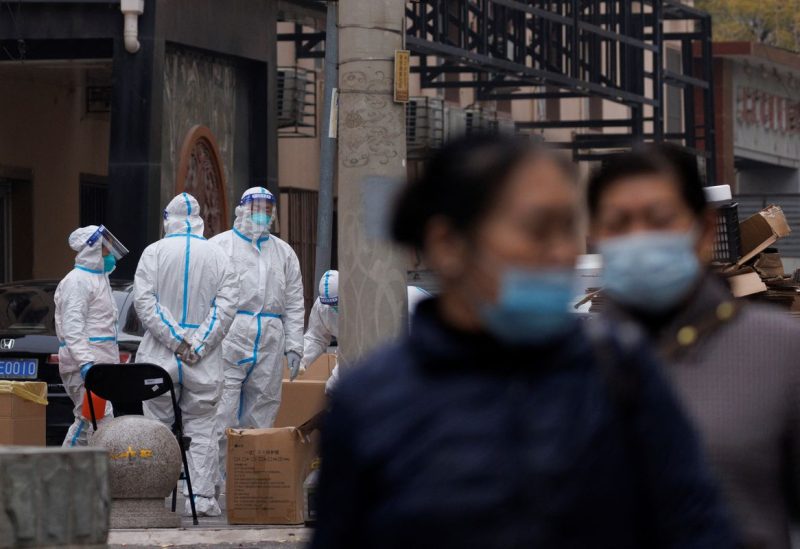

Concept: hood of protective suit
[[69, 225, 104, 272], [164, 193, 205, 237], [319, 270, 339, 306], [233, 186, 274, 242]]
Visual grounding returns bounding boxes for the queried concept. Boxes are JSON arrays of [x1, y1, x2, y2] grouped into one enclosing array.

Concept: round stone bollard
[[92, 416, 182, 528]]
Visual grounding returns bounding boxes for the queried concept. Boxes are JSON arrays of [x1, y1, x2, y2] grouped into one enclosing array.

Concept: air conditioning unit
[[487, 112, 517, 135], [465, 108, 491, 135], [277, 68, 310, 129], [445, 105, 468, 141], [407, 97, 445, 156]]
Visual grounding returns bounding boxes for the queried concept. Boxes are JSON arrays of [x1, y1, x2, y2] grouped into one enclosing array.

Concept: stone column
[[0, 447, 109, 548], [336, 0, 408, 368]]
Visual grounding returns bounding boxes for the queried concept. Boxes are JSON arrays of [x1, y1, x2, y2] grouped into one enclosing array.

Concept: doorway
[[0, 183, 10, 283]]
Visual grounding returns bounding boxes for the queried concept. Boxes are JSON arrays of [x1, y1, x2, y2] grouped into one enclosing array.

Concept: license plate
[[0, 358, 38, 379]]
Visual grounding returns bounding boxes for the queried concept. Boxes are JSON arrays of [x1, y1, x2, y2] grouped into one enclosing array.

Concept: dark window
[[666, 49, 683, 136], [545, 86, 561, 121], [589, 96, 603, 125], [284, 189, 319, 323], [0, 173, 33, 282], [0, 183, 10, 283], [80, 175, 108, 227], [0, 286, 56, 334]]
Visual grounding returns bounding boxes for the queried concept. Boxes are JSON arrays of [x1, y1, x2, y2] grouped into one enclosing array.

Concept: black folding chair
[[84, 363, 199, 525]]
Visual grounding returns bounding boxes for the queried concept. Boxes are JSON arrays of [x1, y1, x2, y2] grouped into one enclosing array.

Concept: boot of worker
[[185, 495, 222, 517]]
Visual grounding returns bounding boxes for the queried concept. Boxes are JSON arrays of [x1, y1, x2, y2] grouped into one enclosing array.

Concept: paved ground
[[108, 527, 310, 548], [108, 493, 312, 548]]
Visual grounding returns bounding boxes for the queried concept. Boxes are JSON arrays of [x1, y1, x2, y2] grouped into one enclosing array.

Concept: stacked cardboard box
[[226, 354, 332, 525], [717, 205, 800, 311], [0, 381, 47, 445]]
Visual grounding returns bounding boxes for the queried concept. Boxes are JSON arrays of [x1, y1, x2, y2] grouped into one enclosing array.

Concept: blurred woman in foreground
[[311, 135, 735, 549], [589, 144, 800, 549]]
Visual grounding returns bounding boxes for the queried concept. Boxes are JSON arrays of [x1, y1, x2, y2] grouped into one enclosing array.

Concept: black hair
[[586, 142, 708, 218], [392, 134, 569, 249]]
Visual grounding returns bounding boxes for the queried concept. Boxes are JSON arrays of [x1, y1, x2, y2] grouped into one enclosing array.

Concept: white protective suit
[[300, 270, 339, 392], [212, 187, 305, 484], [54, 226, 120, 447], [322, 284, 432, 394], [134, 193, 237, 516]]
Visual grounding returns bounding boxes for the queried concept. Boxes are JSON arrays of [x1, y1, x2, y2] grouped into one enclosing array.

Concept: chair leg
[[179, 440, 199, 525], [171, 484, 177, 513]]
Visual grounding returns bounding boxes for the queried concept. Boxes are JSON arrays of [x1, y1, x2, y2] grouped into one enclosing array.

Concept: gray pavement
[[108, 493, 312, 548], [108, 527, 310, 548]]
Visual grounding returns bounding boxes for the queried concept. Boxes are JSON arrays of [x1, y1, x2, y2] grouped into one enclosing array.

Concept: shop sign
[[733, 64, 800, 167]]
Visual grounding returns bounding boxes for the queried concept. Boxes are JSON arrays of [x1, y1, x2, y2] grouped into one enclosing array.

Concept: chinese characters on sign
[[732, 63, 800, 166], [110, 446, 154, 461], [736, 87, 800, 134], [394, 50, 410, 104]]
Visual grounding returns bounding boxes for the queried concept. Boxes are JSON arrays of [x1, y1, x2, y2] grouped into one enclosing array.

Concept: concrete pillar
[[0, 447, 109, 548], [336, 0, 408, 367]]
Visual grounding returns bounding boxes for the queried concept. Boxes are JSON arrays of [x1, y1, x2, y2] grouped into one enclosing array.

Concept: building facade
[[0, 0, 278, 281], [709, 41, 800, 260]]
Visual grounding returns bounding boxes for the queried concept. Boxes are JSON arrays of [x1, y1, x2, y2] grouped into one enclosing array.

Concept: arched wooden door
[[175, 125, 229, 238]]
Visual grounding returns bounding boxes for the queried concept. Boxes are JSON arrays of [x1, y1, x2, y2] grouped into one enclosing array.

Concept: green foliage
[[696, 0, 800, 52]]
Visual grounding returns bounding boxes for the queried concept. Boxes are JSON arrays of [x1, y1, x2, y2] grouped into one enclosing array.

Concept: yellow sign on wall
[[394, 50, 410, 104]]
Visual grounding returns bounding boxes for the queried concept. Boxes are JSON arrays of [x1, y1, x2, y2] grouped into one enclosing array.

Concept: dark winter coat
[[311, 299, 736, 549]]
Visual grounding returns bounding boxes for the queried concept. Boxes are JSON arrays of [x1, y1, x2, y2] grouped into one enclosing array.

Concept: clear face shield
[[86, 225, 129, 260], [241, 193, 276, 229]]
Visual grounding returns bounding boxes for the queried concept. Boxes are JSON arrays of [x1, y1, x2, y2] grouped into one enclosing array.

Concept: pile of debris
[[710, 187, 800, 315]]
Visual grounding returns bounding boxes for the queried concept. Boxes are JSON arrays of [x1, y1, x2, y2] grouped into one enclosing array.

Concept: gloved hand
[[182, 348, 201, 366], [80, 363, 94, 381], [287, 351, 302, 381], [176, 339, 190, 358]]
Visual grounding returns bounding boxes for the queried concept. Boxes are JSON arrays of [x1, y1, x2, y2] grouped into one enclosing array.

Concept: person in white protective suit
[[133, 193, 237, 517], [299, 270, 339, 394], [55, 225, 129, 447], [302, 270, 432, 394], [211, 187, 305, 486]]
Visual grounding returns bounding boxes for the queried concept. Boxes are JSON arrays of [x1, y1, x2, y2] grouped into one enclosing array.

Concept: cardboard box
[[738, 205, 791, 266], [754, 252, 785, 279], [0, 381, 47, 446], [727, 270, 768, 298], [226, 426, 317, 525], [274, 380, 327, 429], [226, 376, 327, 525], [282, 354, 333, 382]]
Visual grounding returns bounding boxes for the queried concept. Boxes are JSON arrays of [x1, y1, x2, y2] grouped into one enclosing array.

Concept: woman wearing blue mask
[[589, 144, 800, 549], [310, 135, 734, 549]]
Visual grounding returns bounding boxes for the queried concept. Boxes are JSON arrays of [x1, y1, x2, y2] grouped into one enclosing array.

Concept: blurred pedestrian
[[589, 144, 800, 549], [133, 193, 237, 517], [55, 225, 128, 447], [211, 187, 305, 490], [311, 135, 736, 549]]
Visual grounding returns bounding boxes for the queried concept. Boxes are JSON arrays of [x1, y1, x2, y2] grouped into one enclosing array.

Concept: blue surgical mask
[[479, 268, 577, 345], [251, 213, 272, 226], [103, 254, 117, 273], [599, 231, 701, 313]]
